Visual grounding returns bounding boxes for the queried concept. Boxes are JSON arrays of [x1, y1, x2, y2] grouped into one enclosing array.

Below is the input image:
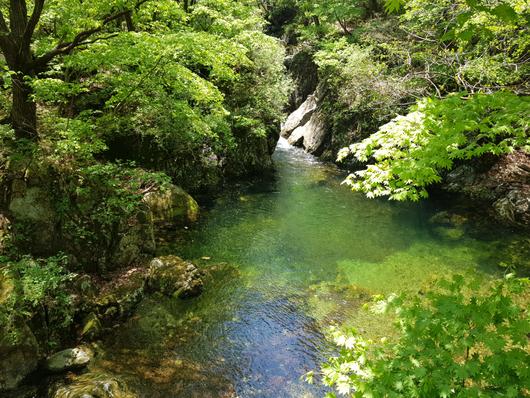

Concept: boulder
[[8, 186, 56, 254], [44, 346, 94, 373], [95, 267, 147, 325], [287, 109, 329, 156], [0, 323, 39, 391], [302, 110, 328, 155], [50, 373, 136, 398], [147, 256, 203, 298], [143, 184, 199, 226], [281, 94, 317, 138], [493, 188, 530, 227], [428, 211, 468, 227]]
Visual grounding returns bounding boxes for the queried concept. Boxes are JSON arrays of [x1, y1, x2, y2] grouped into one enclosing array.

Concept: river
[[81, 138, 518, 397]]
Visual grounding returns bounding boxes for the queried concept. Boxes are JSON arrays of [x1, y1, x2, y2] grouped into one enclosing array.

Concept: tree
[[0, 0, 150, 139]]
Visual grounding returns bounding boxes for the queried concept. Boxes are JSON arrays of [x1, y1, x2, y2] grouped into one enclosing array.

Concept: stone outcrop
[[281, 94, 317, 138], [94, 267, 147, 326], [284, 49, 319, 111], [282, 93, 329, 156], [444, 150, 530, 228], [147, 256, 203, 298]]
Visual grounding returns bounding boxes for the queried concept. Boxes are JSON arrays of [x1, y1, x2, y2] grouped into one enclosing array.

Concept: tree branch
[[33, 0, 151, 71], [23, 0, 45, 49]]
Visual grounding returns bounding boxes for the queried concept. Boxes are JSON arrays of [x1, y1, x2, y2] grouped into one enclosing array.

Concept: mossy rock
[[428, 211, 468, 227], [94, 268, 147, 324], [0, 322, 40, 391], [147, 256, 203, 298], [143, 185, 199, 226], [8, 187, 57, 254], [80, 313, 103, 340], [432, 226, 465, 241]]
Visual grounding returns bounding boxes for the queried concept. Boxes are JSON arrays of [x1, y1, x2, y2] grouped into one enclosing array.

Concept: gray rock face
[[45, 346, 94, 373], [281, 94, 317, 138], [286, 108, 328, 156], [282, 91, 329, 156], [147, 256, 203, 298], [444, 150, 530, 228]]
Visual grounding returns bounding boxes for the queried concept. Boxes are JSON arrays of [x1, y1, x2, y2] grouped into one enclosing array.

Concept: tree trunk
[[10, 74, 37, 140]]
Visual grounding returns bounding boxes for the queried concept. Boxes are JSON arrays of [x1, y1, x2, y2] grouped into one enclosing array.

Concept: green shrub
[[0, 255, 75, 350], [313, 275, 530, 397], [339, 92, 530, 200]]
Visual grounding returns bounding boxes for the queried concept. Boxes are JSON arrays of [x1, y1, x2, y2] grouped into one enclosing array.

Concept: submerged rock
[[50, 373, 136, 398], [147, 256, 203, 298], [143, 184, 199, 226], [428, 211, 468, 227], [45, 346, 94, 373]]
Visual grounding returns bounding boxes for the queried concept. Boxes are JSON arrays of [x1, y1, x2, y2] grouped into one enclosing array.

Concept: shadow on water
[[84, 138, 524, 397]]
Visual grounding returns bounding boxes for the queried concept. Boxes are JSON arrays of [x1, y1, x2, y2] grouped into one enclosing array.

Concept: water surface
[[89, 138, 522, 397]]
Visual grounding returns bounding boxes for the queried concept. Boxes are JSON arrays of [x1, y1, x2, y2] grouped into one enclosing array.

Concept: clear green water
[[87, 138, 523, 397]]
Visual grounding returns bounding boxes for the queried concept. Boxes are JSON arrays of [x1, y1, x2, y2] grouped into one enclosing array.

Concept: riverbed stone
[[45, 346, 94, 373], [143, 184, 199, 226], [147, 256, 203, 298], [50, 372, 137, 398]]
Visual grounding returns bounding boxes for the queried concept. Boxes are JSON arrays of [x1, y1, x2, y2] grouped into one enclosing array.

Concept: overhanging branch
[[33, 0, 151, 71]]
